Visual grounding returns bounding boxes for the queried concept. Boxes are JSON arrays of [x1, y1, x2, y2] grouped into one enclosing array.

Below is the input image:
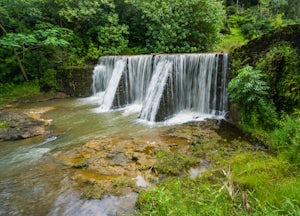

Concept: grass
[[136, 136, 300, 215], [84, 185, 105, 200], [72, 160, 89, 169], [154, 151, 199, 175], [218, 27, 247, 52], [268, 114, 300, 164], [0, 121, 8, 129], [0, 81, 41, 108]]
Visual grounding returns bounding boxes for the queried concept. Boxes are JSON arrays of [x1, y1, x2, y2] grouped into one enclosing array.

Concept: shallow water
[[0, 98, 163, 216], [0, 97, 227, 215]]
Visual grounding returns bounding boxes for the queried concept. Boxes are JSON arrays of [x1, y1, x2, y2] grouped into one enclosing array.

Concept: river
[[0, 98, 163, 216]]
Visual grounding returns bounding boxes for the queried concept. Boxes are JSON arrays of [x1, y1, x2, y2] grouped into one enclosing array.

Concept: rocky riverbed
[[53, 118, 242, 199]]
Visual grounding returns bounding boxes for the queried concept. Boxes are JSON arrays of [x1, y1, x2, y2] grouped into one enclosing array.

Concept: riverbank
[[0, 95, 299, 215]]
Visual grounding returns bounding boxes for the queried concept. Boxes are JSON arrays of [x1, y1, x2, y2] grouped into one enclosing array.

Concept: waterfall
[[92, 55, 153, 110], [139, 57, 173, 122], [100, 59, 126, 110], [127, 55, 153, 104], [92, 56, 120, 95], [91, 53, 229, 123]]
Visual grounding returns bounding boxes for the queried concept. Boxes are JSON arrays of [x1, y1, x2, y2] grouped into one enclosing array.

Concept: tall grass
[[0, 81, 41, 107], [269, 114, 300, 163]]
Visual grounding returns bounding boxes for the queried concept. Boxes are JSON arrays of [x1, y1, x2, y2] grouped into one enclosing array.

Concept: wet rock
[[108, 152, 129, 165], [0, 110, 47, 141], [57, 65, 94, 97]]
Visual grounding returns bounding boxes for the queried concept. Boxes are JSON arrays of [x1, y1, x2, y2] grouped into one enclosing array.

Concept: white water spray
[[91, 53, 229, 123], [139, 58, 173, 122], [100, 59, 126, 110]]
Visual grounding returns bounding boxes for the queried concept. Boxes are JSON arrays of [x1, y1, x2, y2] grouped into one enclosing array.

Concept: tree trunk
[[13, 49, 29, 81], [0, 23, 29, 81]]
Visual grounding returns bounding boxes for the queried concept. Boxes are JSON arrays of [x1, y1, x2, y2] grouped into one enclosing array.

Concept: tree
[[0, 0, 74, 82], [128, 0, 225, 53], [0, 24, 73, 81], [51, 0, 128, 60]]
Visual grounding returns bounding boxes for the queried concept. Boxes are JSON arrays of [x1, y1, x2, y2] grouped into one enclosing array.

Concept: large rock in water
[[0, 110, 47, 141]]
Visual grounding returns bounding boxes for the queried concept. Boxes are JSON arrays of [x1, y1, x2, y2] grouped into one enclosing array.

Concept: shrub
[[256, 42, 300, 113], [228, 65, 278, 131], [269, 114, 300, 163], [0, 81, 40, 106], [39, 69, 59, 92]]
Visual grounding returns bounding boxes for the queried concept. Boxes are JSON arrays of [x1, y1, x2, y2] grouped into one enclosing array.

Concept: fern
[[228, 65, 278, 130]]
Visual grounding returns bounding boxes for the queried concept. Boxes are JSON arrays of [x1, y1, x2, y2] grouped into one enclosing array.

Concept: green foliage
[[137, 149, 300, 215], [0, 81, 41, 107], [228, 65, 278, 131], [228, 152, 300, 214], [137, 176, 237, 216], [154, 151, 199, 175], [72, 159, 88, 169], [256, 42, 300, 112], [39, 69, 59, 92], [269, 114, 300, 163], [223, 0, 299, 43], [0, 121, 8, 129], [218, 27, 246, 51], [83, 185, 104, 200], [1, 0, 299, 87], [133, 0, 225, 53]]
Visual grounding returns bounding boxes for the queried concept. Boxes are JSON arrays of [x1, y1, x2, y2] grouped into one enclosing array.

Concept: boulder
[[0, 110, 47, 141]]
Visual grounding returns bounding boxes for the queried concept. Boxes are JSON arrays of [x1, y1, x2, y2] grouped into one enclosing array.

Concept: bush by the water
[[256, 42, 300, 113], [228, 65, 278, 131], [0, 82, 41, 107]]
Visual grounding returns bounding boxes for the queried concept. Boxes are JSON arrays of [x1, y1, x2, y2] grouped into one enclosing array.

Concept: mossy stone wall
[[57, 65, 94, 97]]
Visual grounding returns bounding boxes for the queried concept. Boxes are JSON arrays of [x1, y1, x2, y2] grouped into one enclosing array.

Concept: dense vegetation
[[0, 0, 225, 85], [1, 0, 300, 215], [1, 0, 299, 85]]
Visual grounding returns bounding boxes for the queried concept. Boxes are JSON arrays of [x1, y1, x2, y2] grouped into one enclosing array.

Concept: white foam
[[122, 104, 142, 116], [79, 92, 105, 104], [164, 111, 215, 125]]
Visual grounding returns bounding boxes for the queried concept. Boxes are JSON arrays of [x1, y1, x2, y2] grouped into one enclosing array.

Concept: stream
[[0, 98, 166, 216], [0, 97, 230, 216]]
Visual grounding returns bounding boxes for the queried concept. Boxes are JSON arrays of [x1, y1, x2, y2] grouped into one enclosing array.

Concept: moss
[[231, 24, 300, 71], [83, 185, 105, 200], [72, 160, 88, 169], [0, 121, 8, 129], [154, 151, 199, 175]]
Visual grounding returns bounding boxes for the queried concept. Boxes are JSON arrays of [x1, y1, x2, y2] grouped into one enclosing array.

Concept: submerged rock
[[0, 110, 49, 141]]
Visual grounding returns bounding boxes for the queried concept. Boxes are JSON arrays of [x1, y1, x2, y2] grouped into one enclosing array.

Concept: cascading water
[[127, 55, 153, 104], [91, 53, 229, 123], [92, 55, 153, 110], [100, 59, 126, 110], [92, 56, 120, 95], [219, 53, 229, 115], [150, 53, 229, 122], [139, 57, 173, 122]]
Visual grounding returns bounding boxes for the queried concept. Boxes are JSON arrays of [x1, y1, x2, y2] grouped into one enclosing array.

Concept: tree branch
[[0, 22, 29, 81]]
